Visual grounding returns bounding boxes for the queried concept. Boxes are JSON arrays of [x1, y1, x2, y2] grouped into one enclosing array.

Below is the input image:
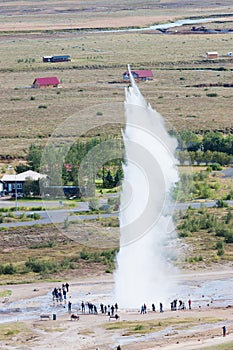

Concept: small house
[[206, 52, 219, 59], [43, 55, 71, 63], [32, 77, 60, 88], [123, 70, 153, 81], [1, 170, 47, 194]]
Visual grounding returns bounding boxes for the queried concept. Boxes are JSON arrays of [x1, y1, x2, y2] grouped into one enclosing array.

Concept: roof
[[206, 51, 218, 55], [33, 77, 60, 86], [1, 170, 47, 182], [52, 55, 70, 58], [124, 70, 153, 78]]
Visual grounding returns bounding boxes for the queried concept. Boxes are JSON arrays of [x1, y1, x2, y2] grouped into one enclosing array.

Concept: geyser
[[115, 67, 179, 308]]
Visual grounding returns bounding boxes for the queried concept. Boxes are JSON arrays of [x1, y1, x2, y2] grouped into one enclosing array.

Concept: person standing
[[115, 303, 118, 313], [188, 299, 192, 310], [81, 301, 85, 313], [144, 303, 147, 314], [111, 305, 115, 316], [68, 300, 72, 313], [222, 325, 226, 337], [160, 302, 163, 313], [107, 305, 111, 316], [100, 303, 104, 314]]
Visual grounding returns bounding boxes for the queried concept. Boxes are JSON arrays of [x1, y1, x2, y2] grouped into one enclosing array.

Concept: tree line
[[16, 131, 232, 196], [175, 130, 233, 166]]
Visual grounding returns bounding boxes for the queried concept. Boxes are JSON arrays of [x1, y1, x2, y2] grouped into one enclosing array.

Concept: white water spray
[[115, 66, 179, 308]]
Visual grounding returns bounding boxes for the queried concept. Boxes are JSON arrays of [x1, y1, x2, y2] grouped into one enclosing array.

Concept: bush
[[3, 263, 16, 275], [215, 199, 228, 208], [88, 198, 100, 211], [206, 93, 218, 97], [178, 230, 189, 238], [26, 212, 40, 220], [209, 163, 222, 171], [216, 241, 224, 256], [25, 258, 58, 273], [225, 190, 233, 200]]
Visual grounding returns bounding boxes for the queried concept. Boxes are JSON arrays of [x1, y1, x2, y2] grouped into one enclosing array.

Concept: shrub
[[79, 249, 90, 260], [215, 199, 228, 208], [134, 324, 144, 331], [209, 163, 222, 171], [216, 241, 224, 256], [225, 190, 233, 200], [88, 198, 100, 211], [225, 209, 233, 224], [26, 212, 40, 220], [206, 93, 218, 97], [178, 230, 189, 238], [25, 258, 58, 273], [3, 263, 16, 275], [63, 217, 70, 229]]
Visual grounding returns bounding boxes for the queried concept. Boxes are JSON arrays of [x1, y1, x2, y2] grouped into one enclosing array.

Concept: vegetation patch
[[0, 289, 12, 298], [103, 317, 223, 336], [0, 322, 32, 341]]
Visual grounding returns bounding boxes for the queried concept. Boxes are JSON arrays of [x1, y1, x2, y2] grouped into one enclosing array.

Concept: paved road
[[0, 199, 233, 229]]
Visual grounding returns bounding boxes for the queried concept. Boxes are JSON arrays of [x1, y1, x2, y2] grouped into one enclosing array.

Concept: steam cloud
[[114, 67, 179, 308]]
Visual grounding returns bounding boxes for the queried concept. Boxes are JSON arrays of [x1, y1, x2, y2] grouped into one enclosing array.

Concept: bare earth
[[1, 268, 233, 350]]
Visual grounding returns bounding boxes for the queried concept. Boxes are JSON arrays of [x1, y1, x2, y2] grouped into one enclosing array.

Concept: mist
[[114, 68, 179, 308]]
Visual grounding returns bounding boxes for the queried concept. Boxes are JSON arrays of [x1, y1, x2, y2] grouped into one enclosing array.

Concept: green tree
[[178, 130, 200, 151], [202, 132, 223, 152], [27, 144, 43, 171], [105, 170, 114, 188], [23, 179, 40, 196]]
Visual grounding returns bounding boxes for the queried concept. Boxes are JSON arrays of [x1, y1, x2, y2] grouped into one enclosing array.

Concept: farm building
[[43, 55, 71, 62], [123, 70, 153, 81], [32, 77, 60, 88], [206, 52, 219, 59], [1, 170, 47, 194]]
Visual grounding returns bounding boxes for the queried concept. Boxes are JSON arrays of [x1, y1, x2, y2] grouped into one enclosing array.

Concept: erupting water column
[[115, 67, 179, 308]]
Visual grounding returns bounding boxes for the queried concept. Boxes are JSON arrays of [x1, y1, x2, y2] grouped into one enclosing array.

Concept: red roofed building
[[123, 70, 153, 81], [32, 77, 60, 88]]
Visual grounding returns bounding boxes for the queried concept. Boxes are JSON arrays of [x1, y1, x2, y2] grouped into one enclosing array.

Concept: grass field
[[0, 1, 233, 159]]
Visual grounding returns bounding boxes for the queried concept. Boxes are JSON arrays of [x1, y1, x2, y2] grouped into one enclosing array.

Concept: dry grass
[[0, 322, 33, 342], [0, 0, 232, 32], [0, 1, 233, 158], [103, 316, 223, 336], [178, 206, 233, 270]]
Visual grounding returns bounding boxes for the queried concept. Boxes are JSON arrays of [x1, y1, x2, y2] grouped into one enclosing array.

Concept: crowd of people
[[141, 302, 164, 314], [170, 298, 192, 311], [51, 282, 192, 319], [52, 282, 70, 304], [80, 301, 119, 316], [140, 299, 192, 314], [51, 282, 121, 318]]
